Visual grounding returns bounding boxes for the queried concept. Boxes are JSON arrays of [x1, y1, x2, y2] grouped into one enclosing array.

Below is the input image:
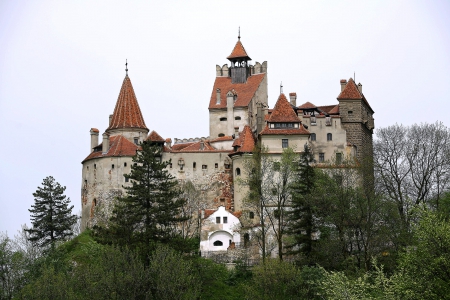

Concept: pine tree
[[104, 142, 187, 257], [26, 176, 77, 249], [286, 144, 316, 260]]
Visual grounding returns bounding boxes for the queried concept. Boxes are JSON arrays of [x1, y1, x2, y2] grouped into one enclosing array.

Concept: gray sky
[[1, 1, 449, 236]]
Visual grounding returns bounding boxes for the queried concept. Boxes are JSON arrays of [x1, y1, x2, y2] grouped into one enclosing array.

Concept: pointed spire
[[227, 33, 251, 61], [280, 82, 283, 94], [107, 75, 148, 132], [268, 94, 300, 123]]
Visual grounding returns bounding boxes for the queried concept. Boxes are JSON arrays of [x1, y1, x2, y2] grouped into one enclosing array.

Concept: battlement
[[174, 137, 210, 144], [215, 61, 267, 77]]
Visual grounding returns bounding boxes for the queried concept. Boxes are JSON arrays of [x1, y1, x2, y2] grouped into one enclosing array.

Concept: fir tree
[[103, 142, 187, 257], [26, 176, 77, 249], [286, 144, 316, 260]]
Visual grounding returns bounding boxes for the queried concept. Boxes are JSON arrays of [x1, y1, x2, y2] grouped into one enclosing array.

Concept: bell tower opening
[[227, 31, 251, 84]]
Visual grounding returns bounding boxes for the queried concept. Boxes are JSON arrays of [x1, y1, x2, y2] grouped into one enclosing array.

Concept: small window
[[84, 179, 87, 185], [169, 163, 172, 169], [244, 233, 250, 247], [125, 176, 129, 182], [275, 123, 281, 128], [94, 164, 96, 169], [87, 166, 89, 170], [202, 165, 207, 170], [273, 162, 280, 171], [134, 138, 139, 145], [311, 133, 316, 141], [281, 123, 287, 128], [223, 217, 228, 224], [249, 212, 254, 219], [282, 139, 288, 148], [216, 217, 220, 224], [213, 240, 223, 246], [220, 117, 227, 121], [193, 162, 196, 169], [94, 198, 97, 206], [288, 123, 293, 128], [319, 153, 325, 163], [214, 163, 218, 168], [124, 162, 127, 167], [112, 164, 114, 169], [236, 168, 241, 176], [271, 188, 277, 195], [336, 153, 342, 164], [327, 133, 332, 141], [348, 111, 353, 114], [235, 116, 241, 120], [218, 133, 225, 137]]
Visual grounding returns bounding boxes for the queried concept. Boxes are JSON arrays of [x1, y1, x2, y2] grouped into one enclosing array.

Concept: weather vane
[[238, 26, 240, 40], [280, 82, 283, 94], [126, 59, 128, 76]]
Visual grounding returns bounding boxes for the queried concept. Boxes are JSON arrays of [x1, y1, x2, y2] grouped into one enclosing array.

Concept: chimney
[[340, 79, 347, 91], [109, 114, 113, 125], [165, 138, 172, 148], [289, 92, 297, 106], [358, 83, 362, 93], [216, 88, 221, 104], [90, 128, 99, 152], [102, 133, 110, 154]]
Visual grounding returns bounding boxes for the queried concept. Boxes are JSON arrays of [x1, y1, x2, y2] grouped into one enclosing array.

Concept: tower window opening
[[94, 164, 96, 169], [235, 116, 241, 120], [218, 133, 225, 137], [134, 138, 139, 145], [215, 163, 218, 168], [327, 133, 332, 141], [87, 166, 89, 170], [216, 217, 220, 224], [125, 176, 129, 182], [193, 162, 196, 169], [124, 162, 127, 167], [220, 117, 227, 121], [311, 133, 316, 141], [249, 212, 254, 219], [94, 198, 97, 206], [202, 165, 207, 170], [112, 164, 114, 169], [236, 168, 241, 176]]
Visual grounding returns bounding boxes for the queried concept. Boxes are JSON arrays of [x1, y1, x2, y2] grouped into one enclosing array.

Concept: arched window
[[236, 168, 241, 176], [213, 240, 223, 246], [220, 117, 227, 121], [311, 133, 316, 141], [235, 116, 241, 120], [327, 133, 332, 141], [218, 133, 225, 137]]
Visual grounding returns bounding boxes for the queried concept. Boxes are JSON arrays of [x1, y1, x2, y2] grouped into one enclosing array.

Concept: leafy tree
[[26, 176, 77, 249], [286, 144, 316, 260], [266, 147, 297, 261], [96, 142, 187, 259]]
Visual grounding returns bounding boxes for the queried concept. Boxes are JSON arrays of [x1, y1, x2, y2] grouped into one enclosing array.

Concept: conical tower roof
[[107, 76, 148, 131], [227, 38, 251, 61], [268, 94, 300, 123]]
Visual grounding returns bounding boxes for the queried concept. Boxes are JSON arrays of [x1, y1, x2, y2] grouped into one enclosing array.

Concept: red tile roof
[[107, 76, 148, 131], [147, 130, 165, 142], [82, 135, 139, 162], [268, 94, 299, 123], [170, 140, 232, 153], [171, 143, 194, 151], [208, 74, 266, 109], [232, 125, 255, 153], [328, 105, 340, 114], [337, 78, 362, 100], [210, 135, 234, 142], [337, 78, 374, 113], [298, 101, 317, 110], [317, 105, 336, 114], [260, 125, 310, 135], [227, 39, 251, 60]]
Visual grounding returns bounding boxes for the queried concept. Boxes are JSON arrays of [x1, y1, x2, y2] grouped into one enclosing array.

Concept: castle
[[81, 35, 374, 254]]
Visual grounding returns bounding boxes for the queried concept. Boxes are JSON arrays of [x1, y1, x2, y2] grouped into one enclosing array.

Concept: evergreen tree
[[286, 144, 316, 260], [103, 142, 187, 257], [26, 176, 77, 249]]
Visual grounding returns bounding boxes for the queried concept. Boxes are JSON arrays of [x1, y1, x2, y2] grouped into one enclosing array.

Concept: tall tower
[[208, 35, 268, 138]]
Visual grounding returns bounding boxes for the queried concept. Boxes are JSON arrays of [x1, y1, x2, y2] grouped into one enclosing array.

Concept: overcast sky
[[1, 1, 449, 236]]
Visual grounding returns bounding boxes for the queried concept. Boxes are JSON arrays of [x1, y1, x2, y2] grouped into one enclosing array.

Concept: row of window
[[216, 216, 228, 224], [219, 116, 242, 121], [310, 133, 333, 141], [269, 123, 299, 129], [86, 162, 129, 171], [318, 152, 342, 164], [169, 162, 219, 170]]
